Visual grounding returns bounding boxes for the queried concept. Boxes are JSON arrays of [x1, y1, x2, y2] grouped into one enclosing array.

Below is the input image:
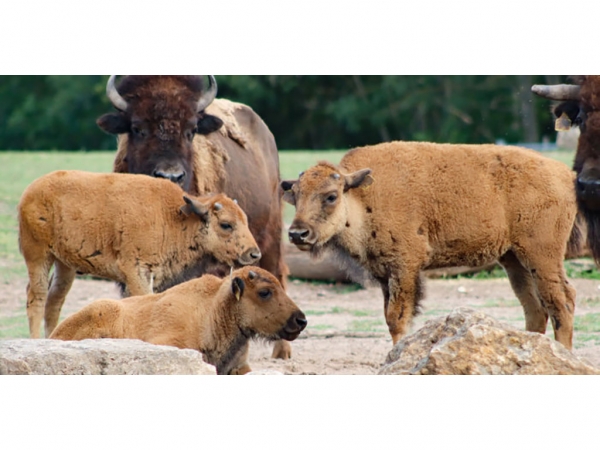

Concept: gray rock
[[0, 339, 216, 375], [379, 308, 600, 375]]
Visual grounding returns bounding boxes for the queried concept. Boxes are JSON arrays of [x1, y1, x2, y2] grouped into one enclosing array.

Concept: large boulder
[[379, 308, 600, 375], [0, 339, 216, 375]]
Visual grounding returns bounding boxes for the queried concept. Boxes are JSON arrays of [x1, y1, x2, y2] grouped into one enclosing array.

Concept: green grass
[[541, 150, 575, 167], [0, 315, 29, 338], [422, 308, 453, 317], [574, 313, 600, 333], [565, 259, 600, 280], [305, 307, 378, 317], [308, 324, 335, 331], [348, 319, 386, 333], [481, 298, 520, 308], [278, 150, 346, 180], [575, 334, 600, 348], [468, 265, 509, 280], [578, 297, 600, 307]]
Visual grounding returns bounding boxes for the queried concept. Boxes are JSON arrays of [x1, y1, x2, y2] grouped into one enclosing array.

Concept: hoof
[[271, 340, 292, 360], [229, 364, 252, 375]]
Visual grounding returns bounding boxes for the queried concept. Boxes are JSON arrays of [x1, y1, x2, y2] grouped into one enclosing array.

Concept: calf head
[[230, 267, 307, 341], [532, 76, 600, 210], [281, 161, 373, 256], [97, 75, 224, 193], [180, 193, 261, 267]]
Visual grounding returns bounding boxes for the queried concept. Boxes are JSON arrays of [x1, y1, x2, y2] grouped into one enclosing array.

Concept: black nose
[[289, 228, 310, 242], [153, 170, 185, 184], [294, 311, 307, 331], [296, 316, 307, 329]]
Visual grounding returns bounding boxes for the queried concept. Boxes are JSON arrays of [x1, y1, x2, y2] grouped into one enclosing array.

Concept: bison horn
[[106, 75, 129, 111], [214, 202, 223, 211], [531, 84, 581, 101], [197, 75, 218, 112]]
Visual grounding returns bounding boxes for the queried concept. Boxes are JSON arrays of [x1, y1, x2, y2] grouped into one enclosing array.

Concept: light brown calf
[[282, 141, 582, 349], [50, 267, 307, 375], [19, 170, 260, 339]]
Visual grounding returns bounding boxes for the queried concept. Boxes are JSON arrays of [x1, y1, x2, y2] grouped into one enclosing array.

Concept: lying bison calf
[[282, 141, 582, 349], [50, 266, 307, 374], [19, 170, 261, 339]]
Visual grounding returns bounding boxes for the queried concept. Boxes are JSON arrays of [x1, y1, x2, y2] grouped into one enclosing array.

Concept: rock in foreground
[[379, 308, 600, 375], [0, 339, 216, 375]]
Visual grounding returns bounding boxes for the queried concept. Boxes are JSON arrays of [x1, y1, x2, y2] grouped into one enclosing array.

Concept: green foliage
[[1, 75, 570, 151]]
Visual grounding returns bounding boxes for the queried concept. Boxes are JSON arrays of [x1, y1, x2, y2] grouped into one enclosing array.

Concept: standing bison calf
[[19, 170, 260, 339], [282, 141, 581, 349], [50, 267, 307, 375]]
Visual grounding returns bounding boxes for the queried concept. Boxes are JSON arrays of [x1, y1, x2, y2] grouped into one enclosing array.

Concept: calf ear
[[232, 277, 245, 301], [280, 180, 297, 205], [344, 169, 374, 192], [197, 114, 224, 135], [181, 196, 210, 222], [97, 113, 131, 135]]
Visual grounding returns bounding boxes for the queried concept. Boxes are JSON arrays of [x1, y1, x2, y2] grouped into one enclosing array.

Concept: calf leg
[[514, 244, 575, 349], [529, 263, 575, 349], [118, 262, 153, 297], [498, 251, 548, 333], [44, 260, 76, 337], [25, 252, 54, 339], [385, 270, 424, 345]]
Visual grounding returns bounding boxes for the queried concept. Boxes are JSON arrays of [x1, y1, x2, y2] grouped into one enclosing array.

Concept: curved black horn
[[106, 75, 128, 111], [531, 84, 581, 101], [196, 75, 218, 112]]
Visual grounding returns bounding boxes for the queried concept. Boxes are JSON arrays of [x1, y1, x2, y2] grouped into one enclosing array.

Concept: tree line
[[0, 75, 567, 151]]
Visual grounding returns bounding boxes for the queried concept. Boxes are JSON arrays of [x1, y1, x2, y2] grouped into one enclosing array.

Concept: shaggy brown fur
[[49, 267, 307, 375], [98, 76, 289, 359], [282, 142, 582, 349], [19, 170, 260, 339]]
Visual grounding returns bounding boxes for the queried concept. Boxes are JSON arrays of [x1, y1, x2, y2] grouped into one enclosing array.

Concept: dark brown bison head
[[532, 77, 600, 211], [97, 75, 223, 192]]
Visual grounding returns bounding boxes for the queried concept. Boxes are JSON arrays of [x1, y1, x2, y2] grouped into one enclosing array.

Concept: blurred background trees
[[0, 75, 568, 150]]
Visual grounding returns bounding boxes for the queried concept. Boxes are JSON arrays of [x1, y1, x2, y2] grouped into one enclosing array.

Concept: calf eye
[[220, 222, 233, 231], [258, 289, 272, 300], [325, 194, 337, 204]]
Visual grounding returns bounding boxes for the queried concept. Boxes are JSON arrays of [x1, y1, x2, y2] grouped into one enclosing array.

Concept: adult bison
[[532, 76, 600, 263], [96, 75, 290, 359]]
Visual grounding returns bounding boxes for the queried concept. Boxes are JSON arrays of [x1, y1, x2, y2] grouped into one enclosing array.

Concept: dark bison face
[[96, 75, 224, 193], [573, 112, 600, 211], [532, 77, 600, 211]]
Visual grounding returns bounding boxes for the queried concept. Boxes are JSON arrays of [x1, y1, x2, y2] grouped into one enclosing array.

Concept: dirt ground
[[2, 275, 600, 374]]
